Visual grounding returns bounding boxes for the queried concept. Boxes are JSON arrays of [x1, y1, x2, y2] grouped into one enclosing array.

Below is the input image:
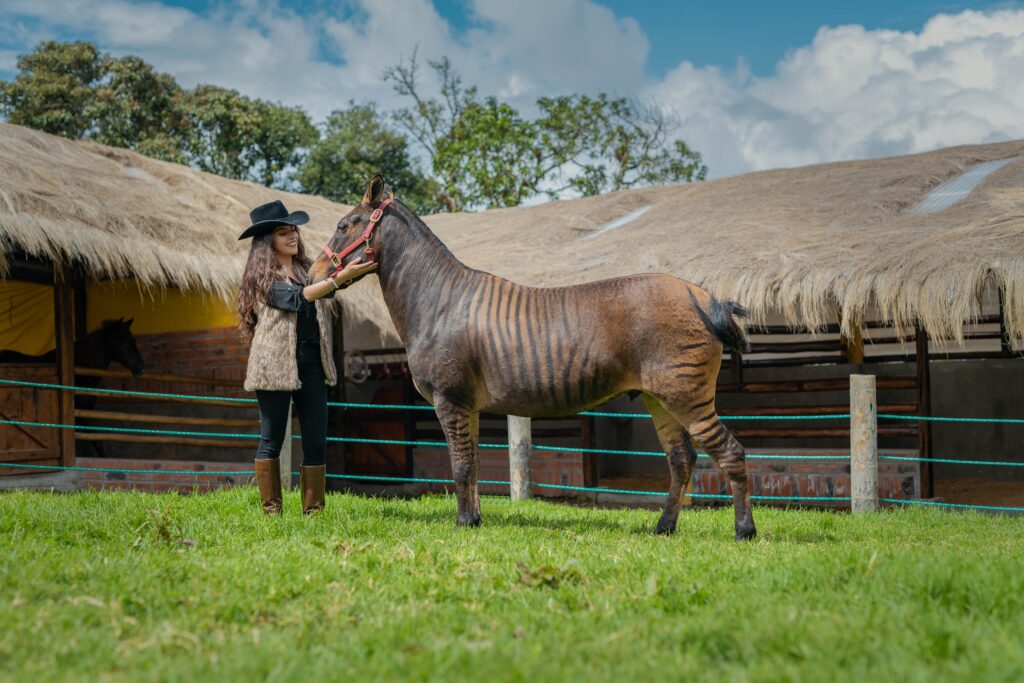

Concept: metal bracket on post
[[508, 415, 533, 501], [850, 374, 878, 512], [281, 403, 294, 490]]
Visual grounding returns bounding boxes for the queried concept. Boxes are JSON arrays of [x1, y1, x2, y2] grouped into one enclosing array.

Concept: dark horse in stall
[[1, 318, 146, 455], [311, 176, 756, 540]]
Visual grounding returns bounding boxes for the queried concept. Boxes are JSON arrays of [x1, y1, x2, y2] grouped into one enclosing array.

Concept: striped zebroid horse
[[311, 176, 756, 540]]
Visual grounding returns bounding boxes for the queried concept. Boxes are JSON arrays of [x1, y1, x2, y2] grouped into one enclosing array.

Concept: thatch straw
[[3, 122, 1023, 345], [0, 123, 394, 341], [429, 139, 1024, 343]]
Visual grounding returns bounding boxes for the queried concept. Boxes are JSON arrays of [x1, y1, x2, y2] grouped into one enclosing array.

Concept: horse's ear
[[126, 318, 134, 327], [362, 174, 385, 207]]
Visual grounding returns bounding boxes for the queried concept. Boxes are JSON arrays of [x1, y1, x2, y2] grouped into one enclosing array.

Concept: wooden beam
[[74, 409, 258, 428], [722, 403, 918, 416], [81, 390, 250, 408], [998, 288, 1012, 356], [580, 415, 598, 488], [916, 325, 934, 498], [730, 426, 917, 439], [74, 432, 253, 449], [718, 376, 916, 394], [75, 367, 244, 388], [54, 273, 76, 468]]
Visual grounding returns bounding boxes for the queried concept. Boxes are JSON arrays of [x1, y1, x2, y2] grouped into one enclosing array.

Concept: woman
[[237, 200, 376, 515]]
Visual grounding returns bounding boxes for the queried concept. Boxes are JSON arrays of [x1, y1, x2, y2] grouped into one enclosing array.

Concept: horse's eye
[[336, 218, 349, 231]]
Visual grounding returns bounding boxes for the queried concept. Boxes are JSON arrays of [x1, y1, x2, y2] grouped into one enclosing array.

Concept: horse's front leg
[[435, 399, 481, 527]]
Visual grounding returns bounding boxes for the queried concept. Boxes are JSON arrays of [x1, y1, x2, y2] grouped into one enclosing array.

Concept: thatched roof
[[3, 122, 1023, 344], [429, 138, 1024, 343], [0, 123, 394, 338]]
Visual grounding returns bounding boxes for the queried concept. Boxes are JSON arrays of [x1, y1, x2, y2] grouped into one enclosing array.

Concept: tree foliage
[[0, 41, 316, 188], [0, 41, 105, 138], [384, 53, 707, 211], [184, 85, 317, 188], [1, 40, 709, 210], [297, 103, 437, 213], [91, 55, 191, 163]]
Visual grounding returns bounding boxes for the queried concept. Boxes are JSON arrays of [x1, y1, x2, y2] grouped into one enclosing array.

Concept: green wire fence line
[[880, 498, 1024, 513], [0, 418, 850, 461], [880, 454, 1024, 467], [5, 377, 1024, 424], [0, 461, 841, 502], [879, 413, 1024, 425], [24, 407, 1022, 467], [4, 417, 1023, 466], [0, 461, 255, 477], [4, 462, 1021, 511], [0, 378, 256, 403], [0, 378, 844, 420]]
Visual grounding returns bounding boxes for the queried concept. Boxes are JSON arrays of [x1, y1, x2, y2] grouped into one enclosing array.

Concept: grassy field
[[2, 488, 1024, 682]]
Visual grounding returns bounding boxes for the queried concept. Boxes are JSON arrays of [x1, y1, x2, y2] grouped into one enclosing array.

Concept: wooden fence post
[[850, 374, 878, 512], [508, 415, 532, 501], [281, 403, 293, 489]]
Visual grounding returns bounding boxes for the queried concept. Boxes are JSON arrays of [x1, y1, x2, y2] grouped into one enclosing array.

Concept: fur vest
[[243, 297, 338, 392]]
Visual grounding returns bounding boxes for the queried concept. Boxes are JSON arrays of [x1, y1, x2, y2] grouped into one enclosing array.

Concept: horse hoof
[[654, 522, 676, 535], [456, 515, 482, 528], [734, 524, 757, 542]]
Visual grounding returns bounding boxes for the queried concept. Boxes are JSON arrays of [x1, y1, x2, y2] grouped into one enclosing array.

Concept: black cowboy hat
[[237, 200, 310, 240]]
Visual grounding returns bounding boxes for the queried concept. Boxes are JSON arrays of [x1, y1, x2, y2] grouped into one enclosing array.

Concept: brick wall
[[77, 457, 252, 494], [413, 448, 586, 498], [691, 455, 919, 506], [90, 326, 257, 463], [129, 326, 249, 387]]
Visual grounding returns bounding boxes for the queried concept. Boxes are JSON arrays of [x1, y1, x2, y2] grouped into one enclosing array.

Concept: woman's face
[[271, 225, 299, 257]]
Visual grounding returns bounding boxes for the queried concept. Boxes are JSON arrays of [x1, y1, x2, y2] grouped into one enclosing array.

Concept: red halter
[[323, 198, 393, 278]]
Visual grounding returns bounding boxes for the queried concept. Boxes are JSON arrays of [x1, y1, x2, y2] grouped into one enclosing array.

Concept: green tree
[[434, 97, 542, 209], [297, 102, 438, 213], [384, 53, 708, 210], [383, 53, 475, 211], [0, 40, 104, 138], [184, 85, 317, 188], [91, 55, 191, 163], [537, 94, 707, 196]]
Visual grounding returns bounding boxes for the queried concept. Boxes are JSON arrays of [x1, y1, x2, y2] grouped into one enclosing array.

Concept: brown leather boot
[[300, 464, 326, 515], [254, 458, 282, 515]]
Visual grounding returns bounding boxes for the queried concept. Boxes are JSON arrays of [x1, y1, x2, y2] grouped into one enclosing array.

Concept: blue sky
[[1, 0, 1023, 177], [38, 0, 1012, 77]]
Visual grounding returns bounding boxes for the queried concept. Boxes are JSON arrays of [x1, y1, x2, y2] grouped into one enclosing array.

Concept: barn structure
[[1, 122, 1021, 506]]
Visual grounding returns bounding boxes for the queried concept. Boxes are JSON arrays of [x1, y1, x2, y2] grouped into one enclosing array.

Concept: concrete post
[[508, 416, 533, 501], [850, 374, 878, 512]]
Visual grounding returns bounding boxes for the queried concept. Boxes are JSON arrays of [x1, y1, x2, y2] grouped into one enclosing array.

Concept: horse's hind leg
[[684, 407, 756, 541], [641, 394, 699, 535], [434, 399, 482, 527]]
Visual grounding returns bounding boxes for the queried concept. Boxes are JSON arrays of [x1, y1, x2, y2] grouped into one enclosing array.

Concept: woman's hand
[[331, 257, 378, 288]]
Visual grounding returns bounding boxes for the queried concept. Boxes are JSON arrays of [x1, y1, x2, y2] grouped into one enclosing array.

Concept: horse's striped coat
[[312, 177, 756, 539]]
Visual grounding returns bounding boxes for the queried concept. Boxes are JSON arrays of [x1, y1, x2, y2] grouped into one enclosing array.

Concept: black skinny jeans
[[255, 342, 327, 466]]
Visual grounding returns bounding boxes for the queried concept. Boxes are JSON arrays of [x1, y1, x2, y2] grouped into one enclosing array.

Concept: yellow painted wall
[[86, 280, 238, 335], [0, 279, 238, 355], [0, 280, 55, 355]]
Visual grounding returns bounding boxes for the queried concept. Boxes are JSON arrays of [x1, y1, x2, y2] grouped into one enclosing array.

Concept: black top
[[269, 277, 338, 346]]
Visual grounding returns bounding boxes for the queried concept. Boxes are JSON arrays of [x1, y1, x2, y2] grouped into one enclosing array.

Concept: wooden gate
[[0, 364, 62, 475]]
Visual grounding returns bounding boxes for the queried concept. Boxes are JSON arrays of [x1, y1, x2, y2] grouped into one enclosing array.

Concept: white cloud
[[2, 2, 1022, 179], [648, 9, 1024, 176]]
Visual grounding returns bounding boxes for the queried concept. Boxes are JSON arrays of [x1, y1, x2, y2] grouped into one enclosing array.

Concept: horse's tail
[[688, 289, 751, 355]]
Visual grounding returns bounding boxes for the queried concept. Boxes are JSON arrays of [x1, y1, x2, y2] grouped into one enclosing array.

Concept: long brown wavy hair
[[237, 228, 313, 344]]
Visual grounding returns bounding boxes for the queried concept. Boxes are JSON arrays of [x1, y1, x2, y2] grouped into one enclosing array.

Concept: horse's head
[[310, 174, 393, 285], [100, 318, 146, 376]]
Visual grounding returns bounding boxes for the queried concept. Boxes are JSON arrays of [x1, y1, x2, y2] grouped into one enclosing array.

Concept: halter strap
[[323, 198, 393, 277]]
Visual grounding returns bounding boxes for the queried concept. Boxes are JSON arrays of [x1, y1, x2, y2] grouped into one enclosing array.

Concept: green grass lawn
[[2, 488, 1023, 682]]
